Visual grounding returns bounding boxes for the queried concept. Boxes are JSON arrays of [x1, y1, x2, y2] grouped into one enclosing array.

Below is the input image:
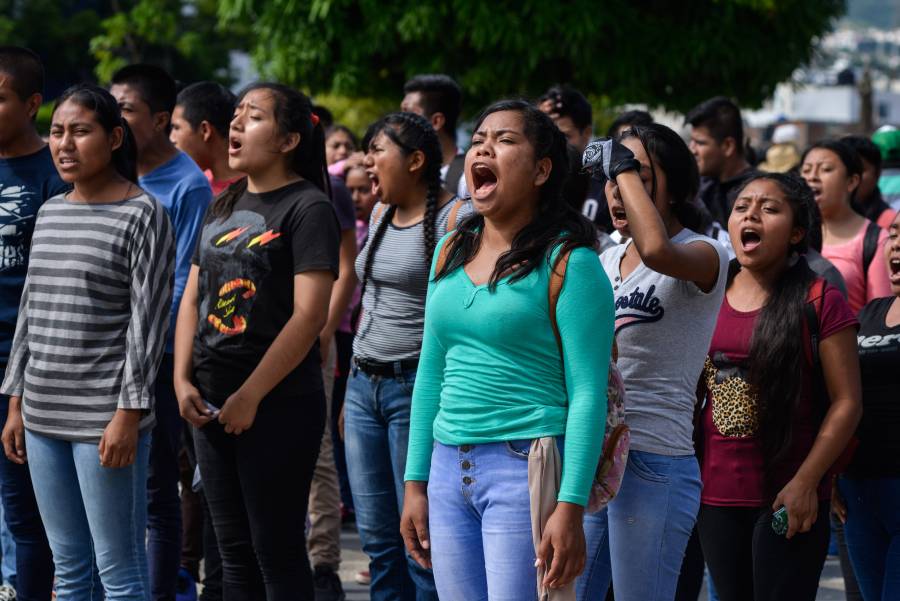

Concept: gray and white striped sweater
[[0, 192, 174, 442]]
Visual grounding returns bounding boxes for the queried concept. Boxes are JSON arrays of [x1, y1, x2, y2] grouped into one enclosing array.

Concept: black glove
[[582, 138, 641, 181]]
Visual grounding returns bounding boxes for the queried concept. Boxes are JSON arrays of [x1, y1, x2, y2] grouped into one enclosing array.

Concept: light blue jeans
[[26, 430, 151, 601], [344, 366, 438, 601], [428, 439, 548, 601], [577, 450, 701, 601]]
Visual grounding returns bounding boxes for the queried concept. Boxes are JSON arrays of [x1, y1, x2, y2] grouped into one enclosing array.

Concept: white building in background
[[744, 83, 900, 129]]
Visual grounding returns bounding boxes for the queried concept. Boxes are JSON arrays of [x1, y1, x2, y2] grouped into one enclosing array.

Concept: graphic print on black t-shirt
[[0, 183, 36, 272], [198, 210, 280, 337], [191, 180, 341, 402], [851, 296, 900, 477]]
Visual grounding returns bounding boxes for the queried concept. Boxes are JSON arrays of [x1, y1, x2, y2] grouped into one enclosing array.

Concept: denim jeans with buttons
[[577, 450, 701, 601], [344, 366, 438, 601], [428, 439, 552, 601]]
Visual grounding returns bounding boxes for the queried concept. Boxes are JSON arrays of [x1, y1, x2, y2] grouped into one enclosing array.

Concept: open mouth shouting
[[228, 136, 243, 156], [890, 255, 900, 285], [609, 203, 628, 230], [366, 170, 381, 198], [807, 184, 823, 204], [740, 227, 762, 253], [470, 162, 498, 201]]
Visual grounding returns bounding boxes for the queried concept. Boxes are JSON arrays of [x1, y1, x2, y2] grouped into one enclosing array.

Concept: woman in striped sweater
[[0, 84, 174, 601]]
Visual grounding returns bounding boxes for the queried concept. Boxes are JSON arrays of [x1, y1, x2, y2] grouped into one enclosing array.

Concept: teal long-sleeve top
[[404, 238, 615, 506]]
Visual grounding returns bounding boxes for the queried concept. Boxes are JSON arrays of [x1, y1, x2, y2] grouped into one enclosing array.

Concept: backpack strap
[[434, 231, 458, 276], [547, 250, 571, 357], [371, 202, 387, 226], [862, 220, 881, 282], [446, 199, 463, 232], [804, 278, 827, 368]]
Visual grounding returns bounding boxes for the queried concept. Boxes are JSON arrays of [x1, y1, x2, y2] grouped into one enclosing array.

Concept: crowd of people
[[0, 43, 898, 601]]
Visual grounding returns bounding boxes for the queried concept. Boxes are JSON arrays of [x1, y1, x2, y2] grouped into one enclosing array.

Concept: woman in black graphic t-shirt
[[173, 83, 340, 601], [833, 211, 900, 601]]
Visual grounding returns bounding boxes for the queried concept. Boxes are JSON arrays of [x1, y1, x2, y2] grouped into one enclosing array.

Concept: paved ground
[[337, 526, 848, 601]]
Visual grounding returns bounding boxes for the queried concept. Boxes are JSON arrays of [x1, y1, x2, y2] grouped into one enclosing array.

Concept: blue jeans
[[428, 439, 543, 601], [0, 502, 16, 586], [26, 429, 151, 601], [148, 354, 183, 601], [839, 475, 900, 601], [0, 395, 53, 601], [577, 450, 701, 601], [343, 366, 437, 601]]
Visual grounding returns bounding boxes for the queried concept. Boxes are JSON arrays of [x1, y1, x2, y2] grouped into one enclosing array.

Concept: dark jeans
[[180, 424, 222, 601], [838, 475, 900, 601], [149, 354, 184, 601], [331, 330, 354, 511], [698, 502, 830, 601], [0, 395, 53, 601], [832, 512, 862, 601], [195, 389, 324, 601]]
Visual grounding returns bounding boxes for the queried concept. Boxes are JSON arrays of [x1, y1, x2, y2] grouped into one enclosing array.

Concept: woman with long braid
[[345, 112, 468, 601]]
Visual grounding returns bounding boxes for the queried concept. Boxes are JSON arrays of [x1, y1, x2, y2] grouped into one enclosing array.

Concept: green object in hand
[[772, 507, 788, 536]]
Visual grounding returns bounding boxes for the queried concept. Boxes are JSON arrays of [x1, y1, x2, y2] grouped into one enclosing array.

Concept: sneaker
[[354, 570, 371, 586], [0, 584, 15, 601], [313, 565, 345, 601], [175, 567, 198, 601]]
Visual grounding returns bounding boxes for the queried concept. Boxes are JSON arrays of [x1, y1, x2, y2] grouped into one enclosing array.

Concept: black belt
[[353, 357, 419, 378]]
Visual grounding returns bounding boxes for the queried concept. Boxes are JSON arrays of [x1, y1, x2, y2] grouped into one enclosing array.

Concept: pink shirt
[[822, 220, 891, 313]]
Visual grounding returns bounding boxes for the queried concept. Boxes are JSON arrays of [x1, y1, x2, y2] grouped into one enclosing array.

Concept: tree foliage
[[219, 0, 845, 112], [90, 0, 246, 85], [0, 0, 105, 97]]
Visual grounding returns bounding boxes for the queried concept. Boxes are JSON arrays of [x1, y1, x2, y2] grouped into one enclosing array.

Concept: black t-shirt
[[191, 180, 340, 402], [850, 296, 900, 478], [697, 168, 758, 227], [581, 177, 613, 233]]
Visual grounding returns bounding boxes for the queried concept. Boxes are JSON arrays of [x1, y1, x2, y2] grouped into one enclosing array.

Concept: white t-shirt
[[599, 228, 728, 455]]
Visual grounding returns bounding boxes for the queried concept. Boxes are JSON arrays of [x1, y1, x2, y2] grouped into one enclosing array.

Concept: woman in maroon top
[[696, 173, 862, 601]]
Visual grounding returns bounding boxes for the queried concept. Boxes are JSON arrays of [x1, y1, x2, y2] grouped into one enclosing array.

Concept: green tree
[[90, 0, 246, 85], [219, 0, 845, 112], [0, 0, 105, 95]]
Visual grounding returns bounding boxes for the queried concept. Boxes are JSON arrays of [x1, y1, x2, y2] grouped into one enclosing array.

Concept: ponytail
[[212, 82, 330, 219]]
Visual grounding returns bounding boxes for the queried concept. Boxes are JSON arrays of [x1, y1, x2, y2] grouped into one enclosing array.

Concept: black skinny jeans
[[697, 502, 830, 601], [194, 389, 325, 601]]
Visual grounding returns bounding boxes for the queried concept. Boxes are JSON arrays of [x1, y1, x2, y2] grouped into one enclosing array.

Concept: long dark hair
[[360, 112, 443, 294], [730, 172, 818, 477], [212, 82, 329, 218], [617, 123, 704, 232], [52, 84, 137, 183], [435, 100, 596, 289]]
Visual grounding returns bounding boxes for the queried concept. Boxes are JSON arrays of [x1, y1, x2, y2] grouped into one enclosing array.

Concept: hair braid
[[367, 112, 444, 264], [359, 204, 396, 308]]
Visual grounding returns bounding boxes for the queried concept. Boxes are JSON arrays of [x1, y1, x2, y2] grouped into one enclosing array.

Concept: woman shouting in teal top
[[401, 100, 615, 600]]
